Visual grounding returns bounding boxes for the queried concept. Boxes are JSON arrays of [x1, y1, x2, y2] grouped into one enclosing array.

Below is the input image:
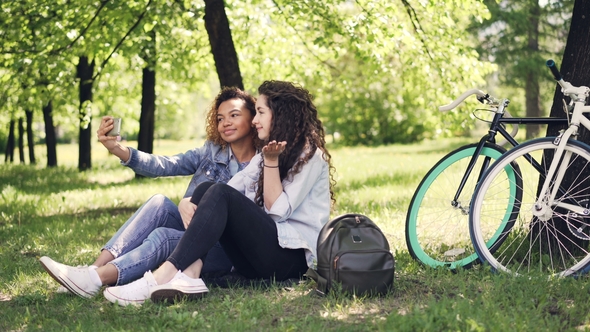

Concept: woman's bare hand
[[97, 116, 130, 162], [178, 197, 197, 229], [97, 116, 119, 151], [262, 140, 287, 163]]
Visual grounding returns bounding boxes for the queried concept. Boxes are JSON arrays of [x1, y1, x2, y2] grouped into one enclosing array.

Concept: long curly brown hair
[[205, 86, 259, 149], [254, 80, 336, 207]]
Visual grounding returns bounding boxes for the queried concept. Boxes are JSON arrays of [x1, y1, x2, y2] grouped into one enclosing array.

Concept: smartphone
[[107, 118, 122, 137]]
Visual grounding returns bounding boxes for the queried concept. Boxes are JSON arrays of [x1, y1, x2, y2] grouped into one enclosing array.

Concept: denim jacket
[[122, 140, 234, 198], [228, 149, 331, 268]]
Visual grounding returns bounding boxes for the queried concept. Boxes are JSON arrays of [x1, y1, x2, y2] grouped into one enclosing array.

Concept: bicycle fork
[[451, 135, 495, 215], [532, 124, 590, 219]]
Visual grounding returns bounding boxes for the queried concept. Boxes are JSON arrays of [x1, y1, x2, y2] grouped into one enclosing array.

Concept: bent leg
[[101, 194, 184, 262], [108, 227, 232, 285], [167, 183, 307, 281], [109, 227, 185, 285]]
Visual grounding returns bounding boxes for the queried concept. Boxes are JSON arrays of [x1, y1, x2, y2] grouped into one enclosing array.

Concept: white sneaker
[[56, 265, 92, 294], [150, 271, 209, 303], [56, 285, 70, 294], [103, 271, 158, 306], [39, 256, 100, 298]]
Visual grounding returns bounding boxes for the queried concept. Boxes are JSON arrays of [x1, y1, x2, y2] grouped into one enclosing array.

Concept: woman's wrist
[[263, 159, 279, 168]]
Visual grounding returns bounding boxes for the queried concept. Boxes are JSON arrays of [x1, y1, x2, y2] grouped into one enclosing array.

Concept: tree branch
[[0, 0, 111, 55], [399, 0, 437, 63], [59, 0, 111, 54], [270, 0, 340, 74], [92, 0, 154, 82]]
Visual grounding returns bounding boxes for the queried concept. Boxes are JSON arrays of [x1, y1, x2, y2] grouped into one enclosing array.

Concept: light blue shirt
[[228, 148, 331, 268]]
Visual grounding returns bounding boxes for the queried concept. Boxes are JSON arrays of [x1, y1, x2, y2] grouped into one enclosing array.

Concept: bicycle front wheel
[[406, 142, 511, 269], [470, 138, 590, 277]]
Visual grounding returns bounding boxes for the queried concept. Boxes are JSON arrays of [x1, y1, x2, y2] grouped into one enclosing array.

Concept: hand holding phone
[[107, 118, 122, 137]]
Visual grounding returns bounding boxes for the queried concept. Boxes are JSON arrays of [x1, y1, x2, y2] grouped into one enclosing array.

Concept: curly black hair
[[254, 80, 336, 207]]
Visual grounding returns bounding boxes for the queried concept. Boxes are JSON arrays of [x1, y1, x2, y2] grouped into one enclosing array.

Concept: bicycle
[[469, 60, 590, 277], [405, 85, 568, 269]]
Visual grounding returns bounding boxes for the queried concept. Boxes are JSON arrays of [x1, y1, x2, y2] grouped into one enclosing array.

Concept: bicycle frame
[[451, 101, 567, 208], [534, 101, 590, 216]]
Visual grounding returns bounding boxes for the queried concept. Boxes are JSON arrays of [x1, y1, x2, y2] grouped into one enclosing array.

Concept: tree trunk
[[524, 0, 541, 139], [18, 117, 25, 163], [43, 100, 58, 167], [4, 120, 15, 163], [77, 56, 95, 171], [204, 0, 244, 89], [137, 29, 157, 179], [138, 66, 156, 155], [544, 0, 590, 252], [25, 109, 36, 164]]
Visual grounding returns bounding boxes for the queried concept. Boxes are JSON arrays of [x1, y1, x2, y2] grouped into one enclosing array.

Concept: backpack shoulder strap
[[305, 268, 328, 296]]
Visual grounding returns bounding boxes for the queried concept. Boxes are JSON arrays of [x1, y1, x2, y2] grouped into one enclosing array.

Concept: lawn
[[1, 139, 590, 331]]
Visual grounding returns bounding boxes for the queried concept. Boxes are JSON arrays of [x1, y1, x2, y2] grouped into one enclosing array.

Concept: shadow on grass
[[1, 206, 140, 256], [0, 164, 140, 196]]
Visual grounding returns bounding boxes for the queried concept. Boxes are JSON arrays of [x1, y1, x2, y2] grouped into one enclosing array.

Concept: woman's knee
[[144, 228, 183, 247], [191, 181, 217, 204], [146, 194, 176, 211], [210, 182, 230, 192]]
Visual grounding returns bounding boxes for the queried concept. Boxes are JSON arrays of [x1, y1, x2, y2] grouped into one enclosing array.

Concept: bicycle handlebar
[[546, 59, 562, 81], [546, 59, 590, 100], [439, 88, 518, 145], [438, 89, 488, 112]]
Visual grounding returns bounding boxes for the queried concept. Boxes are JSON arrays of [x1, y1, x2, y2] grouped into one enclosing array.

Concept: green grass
[[2, 139, 590, 331]]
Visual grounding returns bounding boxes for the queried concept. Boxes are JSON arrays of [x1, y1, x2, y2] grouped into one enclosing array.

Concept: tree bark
[[137, 29, 157, 179], [544, 0, 590, 251], [43, 100, 57, 167], [18, 117, 25, 163], [4, 120, 15, 163], [138, 66, 156, 155], [204, 0, 244, 89], [77, 56, 95, 171], [548, 1, 590, 127], [524, 0, 541, 139], [25, 109, 36, 164]]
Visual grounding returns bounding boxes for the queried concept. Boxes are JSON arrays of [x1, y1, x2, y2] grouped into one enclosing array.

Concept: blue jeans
[[103, 194, 232, 285]]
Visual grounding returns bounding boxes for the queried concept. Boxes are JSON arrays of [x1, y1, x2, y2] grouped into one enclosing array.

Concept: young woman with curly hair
[[39, 87, 260, 299], [102, 80, 336, 306]]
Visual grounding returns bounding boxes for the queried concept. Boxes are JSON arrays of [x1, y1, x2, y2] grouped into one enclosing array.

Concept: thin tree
[[25, 109, 36, 164], [18, 117, 25, 163], [43, 100, 58, 167], [4, 120, 15, 163], [136, 28, 157, 179], [77, 56, 95, 171]]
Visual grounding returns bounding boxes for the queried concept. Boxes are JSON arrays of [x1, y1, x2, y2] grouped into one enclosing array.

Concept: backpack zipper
[[333, 249, 394, 271]]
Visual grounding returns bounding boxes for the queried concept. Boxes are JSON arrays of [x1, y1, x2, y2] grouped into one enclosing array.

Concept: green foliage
[[473, 0, 574, 118], [1, 0, 499, 153], [229, 0, 496, 144]]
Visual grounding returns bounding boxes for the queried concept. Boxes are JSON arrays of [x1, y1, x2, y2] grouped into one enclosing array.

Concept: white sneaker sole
[[56, 285, 72, 294], [150, 285, 208, 303], [103, 288, 145, 307]]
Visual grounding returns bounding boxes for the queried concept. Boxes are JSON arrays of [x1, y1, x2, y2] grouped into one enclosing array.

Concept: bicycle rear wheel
[[470, 138, 590, 277], [405, 142, 515, 269]]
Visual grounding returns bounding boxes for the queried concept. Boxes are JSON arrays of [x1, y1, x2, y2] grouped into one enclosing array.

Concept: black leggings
[[167, 182, 308, 280]]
